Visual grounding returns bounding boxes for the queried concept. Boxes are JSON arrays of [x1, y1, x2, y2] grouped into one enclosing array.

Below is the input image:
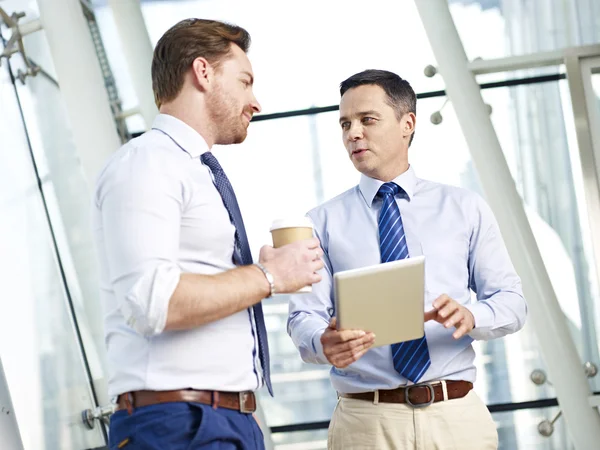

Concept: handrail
[[269, 393, 599, 434]]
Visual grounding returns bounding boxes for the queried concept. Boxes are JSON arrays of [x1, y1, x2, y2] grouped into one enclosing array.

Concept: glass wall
[[0, 0, 108, 447], [1, 0, 599, 448], [90, 0, 600, 449]]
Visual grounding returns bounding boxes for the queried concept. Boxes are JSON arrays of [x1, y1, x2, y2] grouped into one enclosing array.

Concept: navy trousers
[[109, 402, 265, 450]]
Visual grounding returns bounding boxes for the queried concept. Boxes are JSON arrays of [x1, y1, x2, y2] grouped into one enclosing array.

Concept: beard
[[207, 83, 248, 145]]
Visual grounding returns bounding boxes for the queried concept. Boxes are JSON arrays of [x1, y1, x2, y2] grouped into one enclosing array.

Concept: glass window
[[449, 0, 600, 60], [94, 0, 600, 127], [96, 0, 446, 119], [90, 1, 600, 448], [212, 81, 597, 449], [0, 43, 106, 450], [493, 407, 571, 450], [12, 14, 110, 403]]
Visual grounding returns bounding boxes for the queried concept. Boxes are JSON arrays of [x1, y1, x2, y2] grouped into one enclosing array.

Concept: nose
[[250, 93, 262, 114], [347, 122, 363, 141]]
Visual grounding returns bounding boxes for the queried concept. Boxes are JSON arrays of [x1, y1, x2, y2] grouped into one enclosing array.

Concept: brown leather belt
[[340, 380, 473, 407], [116, 389, 256, 414]]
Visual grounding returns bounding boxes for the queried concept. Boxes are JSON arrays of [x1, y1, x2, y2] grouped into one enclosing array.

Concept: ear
[[190, 57, 214, 92], [403, 112, 416, 140]]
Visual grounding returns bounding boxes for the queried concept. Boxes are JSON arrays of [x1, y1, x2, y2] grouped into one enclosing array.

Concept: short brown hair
[[151, 19, 251, 107]]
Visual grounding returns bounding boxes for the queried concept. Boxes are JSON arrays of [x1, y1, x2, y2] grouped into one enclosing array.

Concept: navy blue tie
[[201, 151, 273, 396], [377, 182, 431, 383]]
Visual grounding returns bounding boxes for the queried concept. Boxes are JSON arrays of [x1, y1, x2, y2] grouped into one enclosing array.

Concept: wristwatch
[[255, 263, 276, 297]]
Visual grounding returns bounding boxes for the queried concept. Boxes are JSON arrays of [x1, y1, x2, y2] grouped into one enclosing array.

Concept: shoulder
[[416, 178, 486, 211], [94, 130, 190, 203], [307, 186, 361, 223]]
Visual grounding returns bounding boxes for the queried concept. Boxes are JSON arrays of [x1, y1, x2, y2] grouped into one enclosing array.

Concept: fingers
[[322, 327, 369, 345], [338, 328, 372, 341], [331, 342, 374, 368], [314, 248, 323, 260], [443, 310, 464, 329], [436, 302, 458, 321], [305, 237, 321, 249], [309, 272, 322, 284], [426, 295, 474, 339], [311, 259, 325, 272], [453, 321, 471, 339], [290, 237, 320, 250], [258, 245, 274, 263], [328, 332, 375, 351], [424, 309, 437, 322], [432, 294, 451, 310], [321, 324, 374, 348], [438, 306, 458, 321], [322, 331, 376, 368]]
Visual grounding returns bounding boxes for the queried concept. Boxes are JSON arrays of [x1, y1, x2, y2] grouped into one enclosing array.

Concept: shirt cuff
[[121, 264, 181, 336], [465, 301, 495, 330], [311, 326, 329, 365]]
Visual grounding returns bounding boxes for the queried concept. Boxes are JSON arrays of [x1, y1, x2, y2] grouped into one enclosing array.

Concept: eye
[[362, 117, 375, 124], [340, 122, 350, 130], [241, 79, 251, 88]]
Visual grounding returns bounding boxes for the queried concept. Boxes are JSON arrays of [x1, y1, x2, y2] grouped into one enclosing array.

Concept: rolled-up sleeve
[[287, 219, 333, 365], [97, 151, 185, 336], [466, 194, 528, 340]]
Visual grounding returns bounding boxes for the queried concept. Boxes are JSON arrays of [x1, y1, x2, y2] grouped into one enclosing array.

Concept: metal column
[[37, 0, 121, 183], [108, 0, 157, 129], [415, 1, 600, 448]]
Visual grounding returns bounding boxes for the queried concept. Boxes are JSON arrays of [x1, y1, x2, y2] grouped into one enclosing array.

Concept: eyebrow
[[241, 71, 254, 85], [339, 110, 381, 124]]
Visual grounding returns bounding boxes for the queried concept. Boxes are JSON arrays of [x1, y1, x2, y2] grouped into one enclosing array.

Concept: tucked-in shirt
[[288, 166, 527, 394], [92, 114, 260, 397]]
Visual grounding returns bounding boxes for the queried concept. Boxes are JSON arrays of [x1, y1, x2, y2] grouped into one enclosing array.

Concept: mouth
[[351, 148, 368, 157], [242, 112, 253, 124]]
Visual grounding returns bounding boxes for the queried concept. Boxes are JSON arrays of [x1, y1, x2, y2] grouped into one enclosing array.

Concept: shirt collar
[[359, 165, 418, 207], [151, 113, 210, 158]]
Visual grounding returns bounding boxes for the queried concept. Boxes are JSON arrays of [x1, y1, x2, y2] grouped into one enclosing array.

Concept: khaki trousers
[[328, 390, 498, 450]]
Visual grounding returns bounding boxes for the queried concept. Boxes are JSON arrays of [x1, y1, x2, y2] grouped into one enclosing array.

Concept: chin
[[355, 163, 379, 178], [217, 127, 248, 145], [232, 131, 248, 144]]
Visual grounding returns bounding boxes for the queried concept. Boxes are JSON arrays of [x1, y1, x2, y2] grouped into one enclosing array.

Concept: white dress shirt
[[288, 167, 527, 393], [93, 114, 261, 397]]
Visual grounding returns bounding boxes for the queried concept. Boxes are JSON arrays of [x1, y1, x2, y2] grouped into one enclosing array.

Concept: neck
[[373, 161, 409, 182], [160, 96, 216, 148]]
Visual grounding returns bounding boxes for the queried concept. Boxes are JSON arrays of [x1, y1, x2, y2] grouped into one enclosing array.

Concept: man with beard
[[93, 19, 324, 449]]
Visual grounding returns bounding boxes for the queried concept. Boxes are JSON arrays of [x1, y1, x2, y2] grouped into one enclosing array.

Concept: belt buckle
[[405, 383, 435, 408], [239, 391, 254, 414]]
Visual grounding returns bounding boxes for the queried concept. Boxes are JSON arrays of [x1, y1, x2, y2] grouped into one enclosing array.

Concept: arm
[[287, 241, 334, 365], [287, 226, 374, 366], [464, 194, 528, 340], [99, 154, 322, 336], [166, 266, 271, 330], [168, 244, 323, 331]]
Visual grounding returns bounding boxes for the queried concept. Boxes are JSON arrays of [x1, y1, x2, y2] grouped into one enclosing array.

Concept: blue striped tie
[[378, 182, 431, 383], [201, 152, 273, 396]]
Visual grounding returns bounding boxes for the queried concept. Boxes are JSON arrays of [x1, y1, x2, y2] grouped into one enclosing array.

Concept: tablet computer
[[333, 256, 425, 348]]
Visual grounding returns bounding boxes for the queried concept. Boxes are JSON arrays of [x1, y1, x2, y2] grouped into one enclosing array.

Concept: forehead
[[340, 84, 389, 115]]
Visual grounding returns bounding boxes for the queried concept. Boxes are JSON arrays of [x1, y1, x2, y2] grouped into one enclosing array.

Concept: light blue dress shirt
[[287, 166, 527, 394]]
